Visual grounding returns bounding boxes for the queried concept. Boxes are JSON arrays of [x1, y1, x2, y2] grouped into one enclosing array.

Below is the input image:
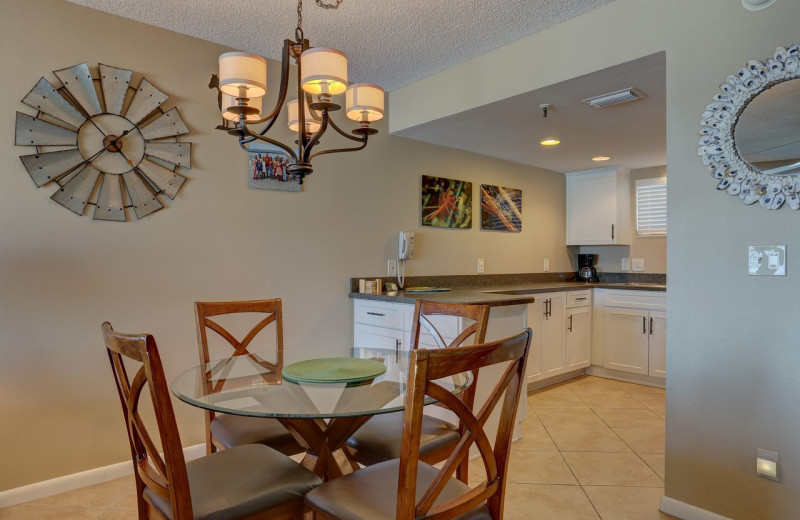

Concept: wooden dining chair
[[346, 300, 489, 481], [102, 322, 321, 520], [306, 328, 532, 520], [194, 299, 303, 456]]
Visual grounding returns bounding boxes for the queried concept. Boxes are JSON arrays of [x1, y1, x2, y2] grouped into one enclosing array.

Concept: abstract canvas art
[[480, 184, 522, 232], [421, 175, 472, 228]]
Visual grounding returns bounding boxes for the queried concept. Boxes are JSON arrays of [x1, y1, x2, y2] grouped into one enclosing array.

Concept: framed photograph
[[480, 184, 522, 232], [421, 175, 472, 228], [247, 144, 301, 192]]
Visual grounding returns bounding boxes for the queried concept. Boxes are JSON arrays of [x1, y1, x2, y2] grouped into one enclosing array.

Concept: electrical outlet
[[632, 258, 645, 272], [477, 258, 485, 274], [543, 258, 550, 272], [621, 258, 630, 271], [387, 259, 397, 277]]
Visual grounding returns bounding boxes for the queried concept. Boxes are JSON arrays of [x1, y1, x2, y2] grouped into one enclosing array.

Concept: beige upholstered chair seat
[[210, 414, 299, 454], [144, 444, 320, 520], [346, 411, 459, 464], [304, 459, 491, 520]]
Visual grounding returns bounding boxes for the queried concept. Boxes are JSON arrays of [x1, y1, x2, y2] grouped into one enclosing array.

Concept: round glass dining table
[[172, 345, 471, 479]]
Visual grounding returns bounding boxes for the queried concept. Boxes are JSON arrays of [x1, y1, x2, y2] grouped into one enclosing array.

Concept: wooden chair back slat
[[194, 299, 285, 454], [397, 328, 532, 520], [102, 322, 193, 520]]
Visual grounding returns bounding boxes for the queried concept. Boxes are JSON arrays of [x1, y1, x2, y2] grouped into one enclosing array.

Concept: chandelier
[[217, 0, 385, 185]]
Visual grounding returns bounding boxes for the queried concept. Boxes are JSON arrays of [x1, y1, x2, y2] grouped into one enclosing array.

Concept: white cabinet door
[[605, 308, 649, 375], [354, 323, 403, 352], [648, 310, 667, 378], [565, 167, 630, 245], [529, 292, 566, 382], [566, 306, 591, 370]]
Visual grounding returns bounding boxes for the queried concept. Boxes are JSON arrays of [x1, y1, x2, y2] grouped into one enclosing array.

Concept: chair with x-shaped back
[[306, 328, 532, 520], [195, 299, 303, 456], [102, 322, 320, 520], [346, 300, 489, 482]]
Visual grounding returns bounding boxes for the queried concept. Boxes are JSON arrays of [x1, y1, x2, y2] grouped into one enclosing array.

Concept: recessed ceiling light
[[540, 139, 560, 146], [592, 156, 610, 161]]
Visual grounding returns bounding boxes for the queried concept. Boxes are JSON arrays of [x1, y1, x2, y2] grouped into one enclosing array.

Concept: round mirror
[[699, 44, 800, 210], [735, 79, 800, 176]]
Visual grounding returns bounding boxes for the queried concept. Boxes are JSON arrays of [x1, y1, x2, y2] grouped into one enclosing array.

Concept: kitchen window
[[635, 178, 667, 236]]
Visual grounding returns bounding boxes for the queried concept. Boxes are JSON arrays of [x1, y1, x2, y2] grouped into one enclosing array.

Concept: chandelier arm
[[308, 136, 368, 161], [235, 40, 294, 129], [237, 128, 298, 161], [301, 110, 330, 162], [326, 116, 372, 142]]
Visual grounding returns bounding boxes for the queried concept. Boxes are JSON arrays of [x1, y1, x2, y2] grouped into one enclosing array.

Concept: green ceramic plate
[[282, 357, 387, 384]]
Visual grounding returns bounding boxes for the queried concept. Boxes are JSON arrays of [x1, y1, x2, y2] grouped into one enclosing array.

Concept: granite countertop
[[350, 280, 666, 307]]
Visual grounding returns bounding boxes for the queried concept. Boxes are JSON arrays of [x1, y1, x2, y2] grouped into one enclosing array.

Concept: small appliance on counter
[[577, 254, 598, 283]]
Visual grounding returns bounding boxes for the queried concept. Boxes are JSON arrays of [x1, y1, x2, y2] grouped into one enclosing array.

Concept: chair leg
[[456, 457, 469, 484]]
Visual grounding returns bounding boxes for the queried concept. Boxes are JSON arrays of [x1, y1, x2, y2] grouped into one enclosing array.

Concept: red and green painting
[[421, 175, 472, 228]]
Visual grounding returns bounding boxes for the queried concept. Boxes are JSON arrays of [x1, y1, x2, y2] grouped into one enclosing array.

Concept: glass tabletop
[[171, 346, 472, 419]]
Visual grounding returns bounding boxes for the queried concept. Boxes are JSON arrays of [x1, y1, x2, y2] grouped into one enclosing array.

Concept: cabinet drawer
[[604, 290, 666, 311], [566, 290, 592, 308], [354, 300, 406, 329]]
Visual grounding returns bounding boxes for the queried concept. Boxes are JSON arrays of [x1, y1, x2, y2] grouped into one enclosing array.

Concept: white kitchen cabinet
[[605, 308, 650, 375], [528, 292, 567, 380], [601, 290, 666, 379], [566, 306, 592, 370], [648, 310, 667, 378], [565, 167, 631, 245]]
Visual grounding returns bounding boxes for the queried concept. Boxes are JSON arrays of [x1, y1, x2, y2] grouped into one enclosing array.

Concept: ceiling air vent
[[583, 87, 647, 108]]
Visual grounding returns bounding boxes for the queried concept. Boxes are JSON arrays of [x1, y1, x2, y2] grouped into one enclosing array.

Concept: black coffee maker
[[577, 254, 598, 283]]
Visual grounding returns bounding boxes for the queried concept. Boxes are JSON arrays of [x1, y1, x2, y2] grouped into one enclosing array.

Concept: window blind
[[636, 178, 667, 236]]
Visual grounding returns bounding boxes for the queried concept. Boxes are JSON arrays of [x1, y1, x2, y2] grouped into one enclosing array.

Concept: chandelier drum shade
[[217, 0, 384, 185]]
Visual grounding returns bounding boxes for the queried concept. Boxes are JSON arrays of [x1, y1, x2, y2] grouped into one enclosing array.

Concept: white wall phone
[[397, 231, 415, 287], [398, 231, 415, 260]]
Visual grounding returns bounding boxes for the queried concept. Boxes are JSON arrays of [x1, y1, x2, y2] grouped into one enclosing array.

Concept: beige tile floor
[[0, 376, 677, 520]]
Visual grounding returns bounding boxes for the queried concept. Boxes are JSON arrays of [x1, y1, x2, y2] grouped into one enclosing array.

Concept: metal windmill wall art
[[14, 62, 192, 221]]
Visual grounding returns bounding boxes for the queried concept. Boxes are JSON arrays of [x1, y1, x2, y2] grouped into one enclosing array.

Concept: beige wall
[[0, 0, 572, 490], [579, 165, 668, 274], [391, 0, 800, 517]]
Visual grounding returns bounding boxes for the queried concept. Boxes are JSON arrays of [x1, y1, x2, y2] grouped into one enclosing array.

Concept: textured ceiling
[[395, 52, 667, 173], [64, 0, 614, 91]]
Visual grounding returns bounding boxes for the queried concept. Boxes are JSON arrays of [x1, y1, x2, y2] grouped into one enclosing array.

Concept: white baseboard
[[660, 496, 733, 520], [0, 444, 205, 509]]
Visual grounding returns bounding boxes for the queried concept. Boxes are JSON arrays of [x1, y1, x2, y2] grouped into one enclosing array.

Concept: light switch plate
[[632, 258, 645, 272], [621, 258, 630, 271], [749, 245, 786, 276], [477, 258, 485, 274], [543, 258, 550, 272]]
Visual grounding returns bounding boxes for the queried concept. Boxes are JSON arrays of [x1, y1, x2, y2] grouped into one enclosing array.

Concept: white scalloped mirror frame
[[698, 44, 800, 210]]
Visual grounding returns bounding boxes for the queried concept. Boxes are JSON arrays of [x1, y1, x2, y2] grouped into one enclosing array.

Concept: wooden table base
[[279, 415, 372, 480]]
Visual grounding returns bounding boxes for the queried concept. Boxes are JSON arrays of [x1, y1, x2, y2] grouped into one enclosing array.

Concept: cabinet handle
[[568, 314, 573, 332], [395, 339, 401, 361], [611, 224, 615, 240], [575, 297, 587, 301], [650, 317, 654, 335], [366, 312, 385, 317], [643, 316, 647, 334]]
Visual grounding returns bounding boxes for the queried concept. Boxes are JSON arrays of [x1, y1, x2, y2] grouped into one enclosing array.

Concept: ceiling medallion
[[14, 63, 191, 221], [216, 0, 384, 185]]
